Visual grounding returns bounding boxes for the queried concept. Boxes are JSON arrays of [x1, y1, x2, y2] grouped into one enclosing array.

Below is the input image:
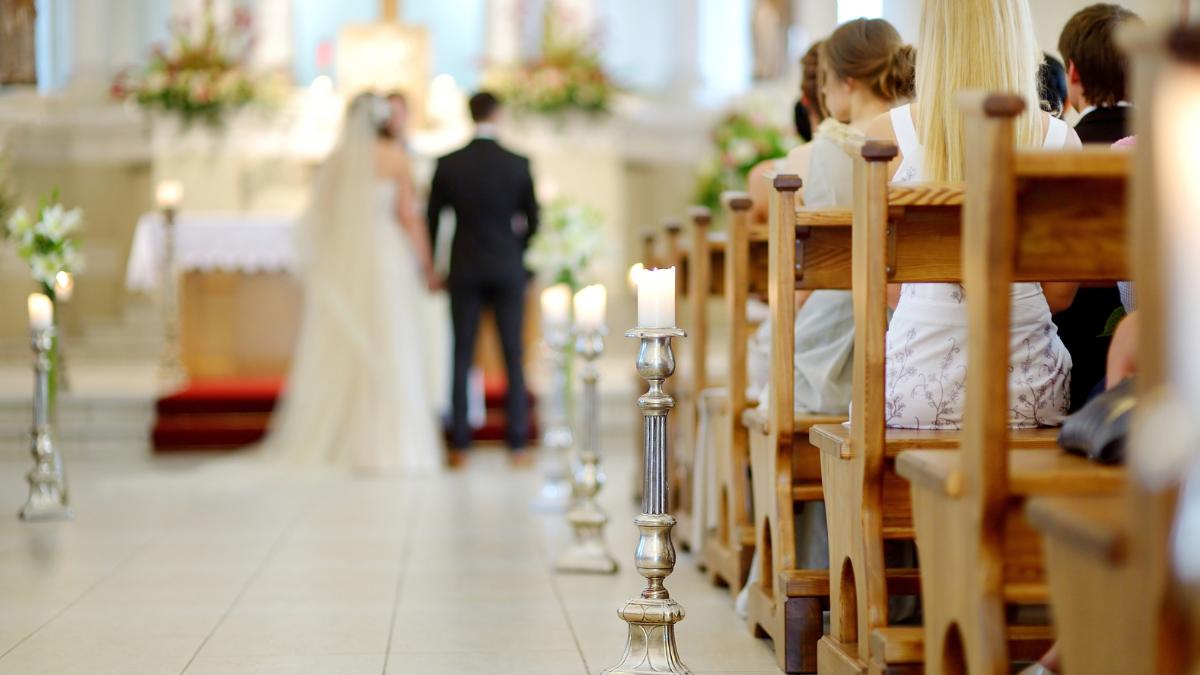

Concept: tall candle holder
[[534, 324, 574, 512], [158, 206, 187, 387], [556, 326, 618, 574], [20, 325, 71, 521], [604, 326, 691, 675]]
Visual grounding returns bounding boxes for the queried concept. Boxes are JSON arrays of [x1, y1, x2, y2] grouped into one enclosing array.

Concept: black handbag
[[1057, 377, 1135, 465]]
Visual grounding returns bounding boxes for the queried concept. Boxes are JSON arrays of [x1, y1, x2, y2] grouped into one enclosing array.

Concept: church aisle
[[0, 430, 781, 675]]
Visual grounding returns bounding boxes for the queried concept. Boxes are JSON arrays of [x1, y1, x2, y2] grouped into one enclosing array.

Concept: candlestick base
[[19, 431, 71, 522], [602, 596, 691, 675], [556, 453, 618, 574]]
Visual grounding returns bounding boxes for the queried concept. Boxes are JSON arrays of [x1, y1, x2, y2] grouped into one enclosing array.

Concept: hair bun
[[884, 44, 917, 101]]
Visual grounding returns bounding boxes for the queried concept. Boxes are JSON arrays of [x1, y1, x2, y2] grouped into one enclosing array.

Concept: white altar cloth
[[126, 212, 299, 291]]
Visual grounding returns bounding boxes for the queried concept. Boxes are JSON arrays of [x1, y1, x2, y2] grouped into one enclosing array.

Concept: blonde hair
[[915, 0, 1044, 182]]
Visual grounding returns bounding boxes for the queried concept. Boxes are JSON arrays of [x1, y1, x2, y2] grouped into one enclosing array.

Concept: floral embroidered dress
[[884, 104, 1072, 429]]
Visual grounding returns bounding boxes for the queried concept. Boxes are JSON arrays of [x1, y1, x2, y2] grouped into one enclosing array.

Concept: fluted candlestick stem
[[534, 326, 573, 512], [158, 208, 187, 387], [556, 328, 617, 574], [20, 327, 71, 521]]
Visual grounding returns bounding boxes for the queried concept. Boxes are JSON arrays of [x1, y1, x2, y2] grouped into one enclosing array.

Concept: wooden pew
[[740, 176, 850, 672], [675, 207, 731, 567], [812, 141, 1063, 675], [1024, 28, 1199, 674], [894, 94, 1129, 675]]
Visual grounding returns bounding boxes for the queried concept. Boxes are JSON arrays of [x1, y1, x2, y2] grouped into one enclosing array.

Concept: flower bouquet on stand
[[111, 3, 278, 129], [485, 3, 615, 117], [525, 198, 605, 291], [5, 192, 85, 413], [694, 110, 795, 213]]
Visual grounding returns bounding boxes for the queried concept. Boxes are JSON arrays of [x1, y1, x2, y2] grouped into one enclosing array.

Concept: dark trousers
[[449, 274, 528, 449]]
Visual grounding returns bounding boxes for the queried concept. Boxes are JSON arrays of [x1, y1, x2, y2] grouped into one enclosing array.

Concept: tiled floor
[[0, 432, 783, 674]]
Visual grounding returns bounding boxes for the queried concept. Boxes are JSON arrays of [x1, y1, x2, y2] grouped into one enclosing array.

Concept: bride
[[263, 93, 444, 472]]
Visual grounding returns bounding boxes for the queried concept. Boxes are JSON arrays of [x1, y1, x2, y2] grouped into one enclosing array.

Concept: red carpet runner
[[152, 377, 538, 452]]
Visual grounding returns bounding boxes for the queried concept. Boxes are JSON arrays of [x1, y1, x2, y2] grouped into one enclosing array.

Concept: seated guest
[[1053, 3, 1142, 411], [1039, 53, 1069, 118], [750, 18, 914, 417], [739, 19, 916, 619], [865, 0, 1082, 430], [748, 41, 826, 221]]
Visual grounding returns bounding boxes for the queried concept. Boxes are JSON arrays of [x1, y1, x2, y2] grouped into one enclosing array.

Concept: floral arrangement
[[525, 199, 605, 289], [485, 3, 614, 115], [694, 110, 795, 212], [111, 4, 263, 127], [5, 191, 84, 298]]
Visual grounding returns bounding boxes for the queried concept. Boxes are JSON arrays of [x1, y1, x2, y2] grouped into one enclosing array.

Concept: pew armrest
[[897, 448, 1126, 498]]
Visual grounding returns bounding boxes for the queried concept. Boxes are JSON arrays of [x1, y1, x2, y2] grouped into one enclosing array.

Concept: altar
[[127, 212, 302, 379], [126, 211, 537, 384]]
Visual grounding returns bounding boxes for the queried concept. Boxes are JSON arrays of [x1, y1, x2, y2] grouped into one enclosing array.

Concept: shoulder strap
[[890, 104, 920, 157]]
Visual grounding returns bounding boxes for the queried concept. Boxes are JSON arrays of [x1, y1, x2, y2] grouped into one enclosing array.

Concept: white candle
[[28, 293, 53, 331], [637, 267, 676, 328], [156, 179, 184, 210], [540, 283, 572, 329], [54, 271, 74, 302], [574, 284, 607, 331]]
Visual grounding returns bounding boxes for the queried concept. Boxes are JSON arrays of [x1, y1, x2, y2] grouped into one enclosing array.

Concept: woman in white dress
[[863, 0, 1082, 431], [263, 93, 443, 472]]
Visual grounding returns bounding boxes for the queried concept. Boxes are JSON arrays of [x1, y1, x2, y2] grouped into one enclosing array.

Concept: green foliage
[[694, 110, 794, 212]]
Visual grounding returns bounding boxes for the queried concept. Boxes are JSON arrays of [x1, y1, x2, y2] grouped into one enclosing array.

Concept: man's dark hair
[[469, 92, 501, 123], [1058, 3, 1141, 107]]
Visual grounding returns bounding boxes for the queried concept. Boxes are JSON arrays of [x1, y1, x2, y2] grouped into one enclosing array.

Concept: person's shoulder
[[495, 143, 529, 164], [863, 108, 900, 144]]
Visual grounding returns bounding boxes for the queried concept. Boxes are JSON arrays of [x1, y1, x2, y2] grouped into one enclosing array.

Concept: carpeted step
[[157, 378, 283, 415], [153, 413, 274, 451]]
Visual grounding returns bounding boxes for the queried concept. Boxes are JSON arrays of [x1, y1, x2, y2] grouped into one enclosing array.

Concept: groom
[[427, 92, 539, 465]]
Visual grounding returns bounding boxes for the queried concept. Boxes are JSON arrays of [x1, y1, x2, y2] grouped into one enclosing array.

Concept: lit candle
[[54, 271, 74, 302], [540, 283, 572, 329], [28, 293, 53, 331], [627, 262, 645, 290], [574, 284, 607, 331], [637, 267, 676, 328], [156, 180, 184, 210]]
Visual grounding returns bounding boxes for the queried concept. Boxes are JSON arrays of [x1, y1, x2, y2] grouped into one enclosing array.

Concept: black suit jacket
[[1074, 105, 1130, 145], [1052, 104, 1130, 409], [427, 138, 539, 283]]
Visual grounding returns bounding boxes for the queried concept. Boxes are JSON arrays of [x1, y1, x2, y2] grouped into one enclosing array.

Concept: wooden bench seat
[[810, 423, 1058, 459], [1026, 495, 1127, 564], [740, 406, 844, 435], [898, 449, 1125, 498]]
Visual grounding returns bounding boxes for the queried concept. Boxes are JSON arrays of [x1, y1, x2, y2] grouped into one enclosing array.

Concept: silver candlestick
[[20, 326, 71, 521], [556, 327, 618, 574], [158, 207, 187, 387], [604, 327, 691, 675], [533, 325, 573, 512]]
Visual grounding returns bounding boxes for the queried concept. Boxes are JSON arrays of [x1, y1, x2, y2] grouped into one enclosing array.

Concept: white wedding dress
[[262, 98, 444, 472]]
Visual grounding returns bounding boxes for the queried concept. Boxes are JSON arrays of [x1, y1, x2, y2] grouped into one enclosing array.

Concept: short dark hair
[[1058, 3, 1141, 107], [1039, 53, 1068, 118], [469, 92, 501, 123]]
